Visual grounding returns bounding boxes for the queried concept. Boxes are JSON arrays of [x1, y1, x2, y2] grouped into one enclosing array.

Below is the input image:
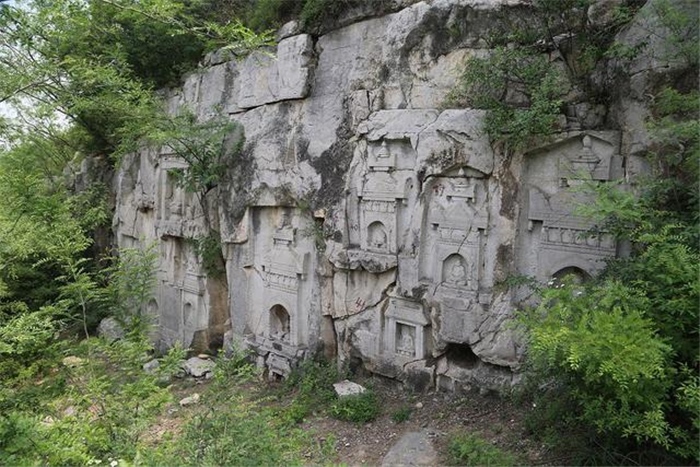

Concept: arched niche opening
[[269, 304, 291, 342], [146, 299, 158, 321], [442, 253, 468, 286], [367, 221, 388, 251], [552, 266, 590, 285], [183, 302, 194, 325]]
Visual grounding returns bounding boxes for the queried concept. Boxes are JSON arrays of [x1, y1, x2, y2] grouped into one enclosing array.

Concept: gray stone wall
[[113, 0, 679, 391]]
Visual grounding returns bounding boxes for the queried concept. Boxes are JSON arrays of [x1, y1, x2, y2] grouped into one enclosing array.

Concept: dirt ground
[[152, 373, 552, 466], [300, 376, 548, 466]]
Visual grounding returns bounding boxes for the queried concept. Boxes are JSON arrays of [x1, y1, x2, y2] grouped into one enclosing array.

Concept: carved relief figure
[[270, 304, 291, 342], [367, 221, 388, 250], [396, 323, 415, 357], [442, 253, 469, 287]]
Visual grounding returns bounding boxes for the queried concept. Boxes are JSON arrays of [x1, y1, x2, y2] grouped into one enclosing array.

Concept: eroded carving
[[242, 207, 315, 378], [384, 297, 429, 361], [420, 168, 487, 291], [524, 133, 622, 280]]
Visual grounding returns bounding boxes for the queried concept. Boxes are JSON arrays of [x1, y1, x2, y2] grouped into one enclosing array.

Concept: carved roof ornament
[[446, 167, 476, 203], [572, 135, 601, 173], [272, 224, 295, 246], [368, 140, 396, 172]]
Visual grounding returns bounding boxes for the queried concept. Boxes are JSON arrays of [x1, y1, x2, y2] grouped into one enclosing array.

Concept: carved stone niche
[[358, 164, 409, 257], [155, 237, 208, 350], [156, 154, 188, 238], [183, 245, 206, 304], [159, 236, 183, 286], [525, 132, 622, 280], [420, 168, 488, 293], [384, 297, 430, 361], [246, 216, 310, 379], [558, 134, 615, 187], [368, 141, 396, 172]]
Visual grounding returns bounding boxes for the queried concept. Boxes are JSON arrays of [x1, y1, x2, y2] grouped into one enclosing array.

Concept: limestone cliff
[[111, 0, 692, 391]]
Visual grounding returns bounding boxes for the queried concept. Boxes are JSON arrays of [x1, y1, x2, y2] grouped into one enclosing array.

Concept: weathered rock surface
[[333, 380, 367, 397], [179, 393, 200, 407], [183, 357, 215, 378], [381, 430, 438, 467], [112, 0, 680, 392], [143, 359, 160, 374], [97, 317, 125, 342]]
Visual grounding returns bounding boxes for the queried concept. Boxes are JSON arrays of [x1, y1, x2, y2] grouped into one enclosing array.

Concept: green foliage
[[0, 0, 270, 157], [148, 113, 244, 196], [330, 390, 380, 423], [447, 47, 566, 151], [0, 335, 172, 466], [187, 231, 226, 278], [279, 358, 343, 422], [104, 245, 158, 335], [520, 279, 674, 444], [286, 357, 343, 404], [509, 4, 698, 460], [519, 82, 698, 462], [448, 432, 517, 466], [145, 392, 314, 466], [299, 0, 388, 33], [446, 0, 644, 150], [520, 223, 699, 461], [0, 309, 56, 360], [211, 346, 259, 386], [156, 341, 188, 379], [391, 406, 412, 423], [142, 350, 329, 466], [649, 0, 700, 68], [246, 0, 303, 32], [646, 87, 699, 234]]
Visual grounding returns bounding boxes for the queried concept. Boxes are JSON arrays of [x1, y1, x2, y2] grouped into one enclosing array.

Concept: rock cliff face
[[112, 0, 678, 391]]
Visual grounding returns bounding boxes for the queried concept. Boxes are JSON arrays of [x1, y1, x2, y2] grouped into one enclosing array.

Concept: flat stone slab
[[333, 379, 366, 397], [381, 430, 438, 467], [179, 393, 200, 407]]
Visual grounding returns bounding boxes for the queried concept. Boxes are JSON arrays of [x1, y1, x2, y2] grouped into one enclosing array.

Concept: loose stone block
[[333, 380, 367, 397]]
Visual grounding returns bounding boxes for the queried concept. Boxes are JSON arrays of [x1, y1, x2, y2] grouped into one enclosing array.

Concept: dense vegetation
[[448, 0, 698, 463], [0, 0, 697, 465]]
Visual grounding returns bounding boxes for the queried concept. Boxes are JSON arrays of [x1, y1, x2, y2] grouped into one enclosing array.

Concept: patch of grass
[[330, 390, 381, 423], [284, 398, 311, 424], [286, 357, 342, 404], [140, 353, 332, 466], [448, 432, 517, 467], [144, 393, 317, 466], [391, 406, 412, 423]]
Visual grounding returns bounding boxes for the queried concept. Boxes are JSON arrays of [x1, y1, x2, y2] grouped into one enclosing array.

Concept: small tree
[[104, 245, 158, 337]]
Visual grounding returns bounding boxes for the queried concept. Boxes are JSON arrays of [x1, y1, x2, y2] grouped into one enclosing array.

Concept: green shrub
[[520, 279, 673, 442], [330, 390, 380, 423], [284, 399, 311, 424], [0, 309, 57, 360], [448, 433, 517, 467], [247, 0, 303, 32], [211, 347, 258, 387], [391, 406, 412, 423], [285, 357, 342, 404], [445, 47, 565, 151], [142, 356, 321, 466], [299, 0, 386, 33]]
